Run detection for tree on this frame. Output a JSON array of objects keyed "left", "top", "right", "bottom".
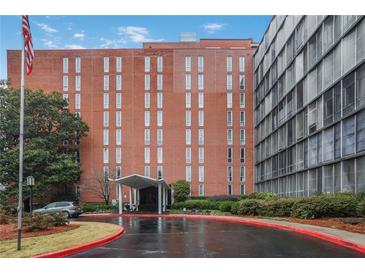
[
  {"left": 80, "top": 168, "right": 114, "bottom": 205},
  {"left": 0, "top": 87, "right": 89, "bottom": 206},
  {"left": 173, "top": 180, "right": 190, "bottom": 202}
]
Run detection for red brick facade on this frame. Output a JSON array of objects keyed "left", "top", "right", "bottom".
[{"left": 7, "top": 39, "right": 256, "bottom": 202}]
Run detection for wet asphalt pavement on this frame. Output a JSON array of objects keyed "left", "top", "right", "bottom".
[{"left": 69, "top": 217, "right": 365, "bottom": 258}]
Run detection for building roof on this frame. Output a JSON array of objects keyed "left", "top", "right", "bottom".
[{"left": 111, "top": 174, "right": 170, "bottom": 190}]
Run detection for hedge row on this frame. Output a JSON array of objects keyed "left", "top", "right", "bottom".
[
  {"left": 81, "top": 203, "right": 118, "bottom": 213},
  {"left": 173, "top": 193, "right": 365, "bottom": 219}
]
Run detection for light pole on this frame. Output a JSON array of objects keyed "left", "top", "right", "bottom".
[{"left": 26, "top": 176, "right": 35, "bottom": 214}]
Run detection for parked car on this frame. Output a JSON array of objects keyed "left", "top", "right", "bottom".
[{"left": 33, "top": 201, "right": 82, "bottom": 218}]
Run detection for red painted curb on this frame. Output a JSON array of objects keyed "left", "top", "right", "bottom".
[
  {"left": 80, "top": 213, "right": 365, "bottom": 254},
  {"left": 32, "top": 224, "right": 125, "bottom": 258}
]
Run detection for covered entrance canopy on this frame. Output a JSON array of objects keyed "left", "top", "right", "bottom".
[{"left": 111, "top": 174, "right": 171, "bottom": 214}]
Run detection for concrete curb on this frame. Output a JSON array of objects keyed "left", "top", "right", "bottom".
[
  {"left": 32, "top": 224, "right": 125, "bottom": 258},
  {"left": 80, "top": 213, "right": 365, "bottom": 254}
]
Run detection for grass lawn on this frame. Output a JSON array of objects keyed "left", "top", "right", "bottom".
[{"left": 0, "top": 221, "right": 120, "bottom": 258}]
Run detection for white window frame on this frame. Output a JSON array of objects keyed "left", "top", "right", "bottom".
[
  {"left": 239, "top": 74, "right": 245, "bottom": 90},
  {"left": 198, "top": 74, "right": 204, "bottom": 90},
  {"left": 157, "top": 92, "right": 163, "bottom": 109},
  {"left": 116, "top": 147, "right": 122, "bottom": 164},
  {"left": 185, "top": 56, "right": 191, "bottom": 72},
  {"left": 227, "top": 129, "right": 233, "bottom": 145},
  {"left": 199, "top": 147, "right": 204, "bottom": 164},
  {"left": 103, "top": 93, "right": 109, "bottom": 109},
  {"left": 227, "top": 56, "right": 233, "bottom": 72},
  {"left": 240, "top": 165, "right": 245, "bottom": 182},
  {"left": 186, "top": 129, "right": 191, "bottom": 145},
  {"left": 240, "top": 129, "right": 245, "bottom": 145},
  {"left": 116, "top": 57, "right": 122, "bottom": 73},
  {"left": 186, "top": 147, "right": 191, "bottom": 164},
  {"left": 239, "top": 56, "right": 245, "bottom": 72},
  {"left": 198, "top": 92, "right": 204, "bottom": 108},
  {"left": 157, "top": 111, "right": 163, "bottom": 127},
  {"left": 227, "top": 92, "right": 233, "bottom": 108},
  {"left": 103, "top": 57, "right": 109, "bottom": 73},
  {"left": 103, "top": 111, "right": 109, "bottom": 127},
  {"left": 145, "top": 74, "right": 150, "bottom": 91},
  {"left": 63, "top": 94, "right": 68, "bottom": 102},
  {"left": 144, "top": 166, "right": 150, "bottom": 177},
  {"left": 198, "top": 110, "right": 204, "bottom": 127},
  {"left": 157, "top": 129, "right": 163, "bottom": 145},
  {"left": 240, "top": 111, "right": 245, "bottom": 127},
  {"left": 157, "top": 74, "right": 163, "bottom": 90},
  {"left": 144, "top": 129, "right": 150, "bottom": 145},
  {"left": 75, "top": 57, "right": 81, "bottom": 73},
  {"left": 227, "top": 166, "right": 233, "bottom": 182},
  {"left": 145, "top": 92, "right": 150, "bottom": 109},
  {"left": 144, "top": 147, "right": 150, "bottom": 164},
  {"left": 198, "top": 184, "right": 204, "bottom": 196},
  {"left": 75, "top": 75, "right": 81, "bottom": 91},
  {"left": 227, "top": 111, "right": 232, "bottom": 126},
  {"left": 198, "top": 56, "right": 204, "bottom": 73},
  {"left": 227, "top": 74, "right": 233, "bottom": 90},
  {"left": 63, "top": 75, "right": 68, "bottom": 91},
  {"left": 186, "top": 110, "right": 191, "bottom": 127},
  {"left": 63, "top": 58, "right": 68, "bottom": 73},
  {"left": 116, "top": 75, "right": 122, "bottom": 91},
  {"left": 75, "top": 93, "right": 81, "bottom": 109},
  {"left": 186, "top": 92, "right": 191, "bottom": 108},
  {"left": 157, "top": 56, "right": 163, "bottom": 72},
  {"left": 116, "top": 93, "right": 122, "bottom": 109},
  {"left": 103, "top": 147, "right": 109, "bottom": 164},
  {"left": 103, "top": 129, "right": 109, "bottom": 146},
  {"left": 240, "top": 92, "right": 245, "bottom": 108},
  {"left": 198, "top": 166, "right": 204, "bottom": 182},
  {"left": 145, "top": 56, "right": 150, "bottom": 72},
  {"left": 116, "top": 129, "right": 122, "bottom": 145},
  {"left": 186, "top": 166, "right": 192, "bottom": 182},
  {"left": 185, "top": 74, "right": 191, "bottom": 90},
  {"left": 103, "top": 75, "right": 109, "bottom": 91},
  {"left": 145, "top": 111, "right": 150, "bottom": 127},
  {"left": 198, "top": 129, "right": 204, "bottom": 145},
  {"left": 115, "top": 166, "right": 122, "bottom": 179},
  {"left": 116, "top": 111, "right": 122, "bottom": 127},
  {"left": 157, "top": 147, "right": 163, "bottom": 164}
]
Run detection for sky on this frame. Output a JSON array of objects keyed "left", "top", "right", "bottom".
[{"left": 0, "top": 15, "right": 272, "bottom": 80}]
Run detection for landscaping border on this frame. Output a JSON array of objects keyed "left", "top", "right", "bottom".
[
  {"left": 80, "top": 213, "right": 365, "bottom": 254},
  {"left": 31, "top": 224, "right": 125, "bottom": 258}
]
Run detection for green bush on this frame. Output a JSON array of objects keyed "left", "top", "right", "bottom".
[
  {"left": 261, "top": 199, "right": 296, "bottom": 217},
  {"left": 356, "top": 191, "right": 365, "bottom": 201},
  {"left": 23, "top": 213, "right": 54, "bottom": 232},
  {"left": 51, "top": 212, "right": 70, "bottom": 226},
  {"left": 245, "top": 192, "right": 277, "bottom": 200},
  {"left": 357, "top": 200, "right": 365, "bottom": 216},
  {"left": 217, "top": 201, "right": 237, "bottom": 212},
  {"left": 171, "top": 200, "right": 219, "bottom": 210},
  {"left": 291, "top": 194, "right": 358, "bottom": 219},
  {"left": 81, "top": 203, "right": 118, "bottom": 213},
  {"left": 173, "top": 180, "right": 191, "bottom": 202},
  {"left": 236, "top": 199, "right": 265, "bottom": 216},
  {"left": 230, "top": 202, "right": 239, "bottom": 215},
  {"left": 0, "top": 210, "right": 9, "bottom": 224}
]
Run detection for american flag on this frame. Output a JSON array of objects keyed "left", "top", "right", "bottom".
[{"left": 22, "top": 15, "right": 34, "bottom": 75}]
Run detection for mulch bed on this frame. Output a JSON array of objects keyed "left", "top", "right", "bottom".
[{"left": 0, "top": 224, "right": 80, "bottom": 241}]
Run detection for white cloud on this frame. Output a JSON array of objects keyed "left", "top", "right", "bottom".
[
  {"left": 65, "top": 44, "right": 85, "bottom": 49},
  {"left": 117, "top": 26, "right": 163, "bottom": 43},
  {"left": 203, "top": 23, "right": 225, "bottom": 33},
  {"left": 42, "top": 38, "right": 58, "bottom": 49},
  {"left": 99, "top": 37, "right": 126, "bottom": 49},
  {"left": 35, "top": 22, "right": 58, "bottom": 33},
  {"left": 73, "top": 31, "right": 85, "bottom": 40}
]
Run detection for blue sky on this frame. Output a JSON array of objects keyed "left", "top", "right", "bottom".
[{"left": 0, "top": 15, "right": 271, "bottom": 80}]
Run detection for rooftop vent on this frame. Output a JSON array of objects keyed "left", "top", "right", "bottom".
[{"left": 180, "top": 32, "right": 196, "bottom": 42}]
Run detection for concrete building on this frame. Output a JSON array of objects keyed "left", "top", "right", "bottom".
[
  {"left": 253, "top": 16, "right": 365, "bottom": 196},
  {"left": 7, "top": 38, "right": 256, "bottom": 203}
]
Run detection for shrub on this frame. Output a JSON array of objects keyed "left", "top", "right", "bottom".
[
  {"left": 245, "top": 192, "right": 277, "bottom": 201},
  {"left": 357, "top": 200, "right": 365, "bottom": 217},
  {"left": 356, "top": 191, "right": 365, "bottom": 202},
  {"left": 171, "top": 200, "right": 218, "bottom": 210},
  {"left": 173, "top": 180, "right": 191, "bottom": 202},
  {"left": 0, "top": 210, "right": 9, "bottom": 224},
  {"left": 51, "top": 212, "right": 69, "bottom": 226},
  {"left": 218, "top": 201, "right": 237, "bottom": 212},
  {"left": 23, "top": 213, "right": 55, "bottom": 232},
  {"left": 236, "top": 199, "right": 265, "bottom": 216},
  {"left": 291, "top": 194, "right": 358, "bottom": 219},
  {"left": 81, "top": 203, "right": 118, "bottom": 213},
  {"left": 208, "top": 195, "right": 241, "bottom": 201},
  {"left": 230, "top": 202, "right": 239, "bottom": 215},
  {"left": 261, "top": 199, "right": 296, "bottom": 217}
]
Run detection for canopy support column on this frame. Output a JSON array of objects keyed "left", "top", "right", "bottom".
[
  {"left": 162, "top": 185, "right": 166, "bottom": 212},
  {"left": 118, "top": 183, "right": 123, "bottom": 215},
  {"left": 158, "top": 182, "right": 162, "bottom": 214}
]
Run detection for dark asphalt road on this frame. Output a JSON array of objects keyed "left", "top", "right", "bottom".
[{"left": 70, "top": 217, "right": 365, "bottom": 258}]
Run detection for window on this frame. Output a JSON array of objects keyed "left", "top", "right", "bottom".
[
  {"left": 240, "top": 92, "right": 245, "bottom": 108},
  {"left": 295, "top": 51, "right": 304, "bottom": 81},
  {"left": 115, "top": 166, "right": 122, "bottom": 179},
  {"left": 116, "top": 93, "right": 122, "bottom": 109},
  {"left": 145, "top": 74, "right": 150, "bottom": 90},
  {"left": 144, "top": 92, "right": 150, "bottom": 108},
  {"left": 103, "top": 111, "right": 109, "bottom": 127},
  {"left": 103, "top": 148, "right": 109, "bottom": 164},
  {"left": 227, "top": 92, "right": 232, "bottom": 108},
  {"left": 63, "top": 58, "right": 68, "bottom": 73},
  {"left": 240, "top": 166, "right": 245, "bottom": 182},
  {"left": 343, "top": 159, "right": 355, "bottom": 192},
  {"left": 357, "top": 63, "right": 365, "bottom": 108},
  {"left": 157, "top": 111, "right": 163, "bottom": 127},
  {"left": 186, "top": 147, "right": 191, "bottom": 164},
  {"left": 116, "top": 75, "right": 122, "bottom": 91},
  {"left": 227, "top": 147, "right": 232, "bottom": 163},
  {"left": 296, "top": 110, "right": 304, "bottom": 140},
  {"left": 157, "top": 56, "right": 163, "bottom": 72},
  {"left": 157, "top": 93, "right": 163, "bottom": 109},
  {"left": 186, "top": 129, "right": 191, "bottom": 145},
  {"left": 116, "top": 57, "right": 122, "bottom": 73},
  {"left": 116, "top": 129, "right": 122, "bottom": 145},
  {"left": 227, "top": 74, "right": 233, "bottom": 90},
  {"left": 323, "top": 16, "right": 334, "bottom": 52},
  {"left": 198, "top": 74, "right": 204, "bottom": 90},
  {"left": 185, "top": 74, "right": 191, "bottom": 90},
  {"left": 63, "top": 76, "right": 68, "bottom": 91},
  {"left": 198, "top": 111, "right": 204, "bottom": 127},
  {"left": 116, "top": 147, "right": 122, "bottom": 164},
  {"left": 334, "top": 123, "right": 341, "bottom": 159},
  {"left": 75, "top": 76, "right": 81, "bottom": 91},
  {"left": 103, "top": 75, "right": 109, "bottom": 91},
  {"left": 198, "top": 184, "right": 204, "bottom": 196},
  {"left": 198, "top": 166, "right": 204, "bottom": 182},
  {"left": 323, "top": 88, "right": 334, "bottom": 126},
  {"left": 239, "top": 56, "right": 245, "bottom": 72},
  {"left": 103, "top": 93, "right": 109, "bottom": 109},
  {"left": 75, "top": 94, "right": 81, "bottom": 109},
  {"left": 227, "top": 129, "right": 233, "bottom": 145},
  {"left": 357, "top": 18, "right": 365, "bottom": 62},
  {"left": 308, "top": 134, "right": 318, "bottom": 167},
  {"left": 157, "top": 165, "right": 163, "bottom": 179},
  {"left": 198, "top": 56, "right": 204, "bottom": 73},
  {"left": 103, "top": 129, "right": 109, "bottom": 145},
  {"left": 240, "top": 75, "right": 245, "bottom": 90},
  {"left": 144, "top": 129, "right": 150, "bottom": 145},
  {"left": 286, "top": 63, "right": 295, "bottom": 90},
  {"left": 356, "top": 110, "right": 365, "bottom": 153},
  {"left": 186, "top": 92, "right": 191, "bottom": 108},
  {"left": 157, "top": 129, "right": 163, "bottom": 145},
  {"left": 240, "top": 148, "right": 245, "bottom": 162},
  {"left": 343, "top": 72, "right": 355, "bottom": 115},
  {"left": 308, "top": 102, "right": 317, "bottom": 133},
  {"left": 199, "top": 147, "right": 204, "bottom": 163},
  {"left": 296, "top": 142, "right": 304, "bottom": 170},
  {"left": 323, "top": 165, "right": 334, "bottom": 194},
  {"left": 323, "top": 51, "right": 334, "bottom": 89},
  {"left": 144, "top": 56, "right": 150, "bottom": 72},
  {"left": 287, "top": 34, "right": 295, "bottom": 63},
  {"left": 342, "top": 116, "right": 355, "bottom": 156},
  {"left": 323, "top": 127, "right": 334, "bottom": 162},
  {"left": 240, "top": 129, "right": 245, "bottom": 145},
  {"left": 157, "top": 147, "right": 163, "bottom": 164},
  {"left": 116, "top": 111, "right": 122, "bottom": 127},
  {"left": 186, "top": 166, "right": 192, "bottom": 182},
  {"left": 308, "top": 36, "right": 317, "bottom": 68},
  {"left": 334, "top": 83, "right": 342, "bottom": 121},
  {"left": 157, "top": 74, "right": 163, "bottom": 90},
  {"left": 144, "top": 147, "right": 150, "bottom": 163},
  {"left": 226, "top": 56, "right": 232, "bottom": 72},
  {"left": 75, "top": 57, "right": 81, "bottom": 73},
  {"left": 343, "top": 15, "right": 356, "bottom": 31},
  {"left": 186, "top": 110, "right": 191, "bottom": 126},
  {"left": 342, "top": 30, "right": 356, "bottom": 73},
  {"left": 198, "top": 129, "right": 204, "bottom": 145},
  {"left": 227, "top": 111, "right": 232, "bottom": 126},
  {"left": 357, "top": 156, "right": 365, "bottom": 193},
  {"left": 198, "top": 92, "right": 204, "bottom": 108},
  {"left": 185, "top": 56, "right": 191, "bottom": 72},
  {"left": 103, "top": 57, "right": 109, "bottom": 73},
  {"left": 227, "top": 166, "right": 233, "bottom": 182},
  {"left": 145, "top": 111, "right": 150, "bottom": 127},
  {"left": 144, "top": 166, "right": 150, "bottom": 177}
]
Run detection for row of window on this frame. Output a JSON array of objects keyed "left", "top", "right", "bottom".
[
  {"left": 185, "top": 56, "right": 245, "bottom": 73},
  {"left": 103, "top": 93, "right": 122, "bottom": 109},
  {"left": 102, "top": 111, "right": 122, "bottom": 127},
  {"left": 63, "top": 57, "right": 81, "bottom": 74},
  {"left": 103, "top": 147, "right": 122, "bottom": 164}
]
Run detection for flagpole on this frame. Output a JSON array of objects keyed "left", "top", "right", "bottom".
[{"left": 17, "top": 21, "right": 25, "bottom": 251}]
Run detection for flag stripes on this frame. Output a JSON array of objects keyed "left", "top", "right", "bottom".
[{"left": 22, "top": 15, "right": 34, "bottom": 75}]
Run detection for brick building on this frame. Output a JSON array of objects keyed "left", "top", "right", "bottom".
[{"left": 7, "top": 38, "right": 256, "bottom": 203}]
